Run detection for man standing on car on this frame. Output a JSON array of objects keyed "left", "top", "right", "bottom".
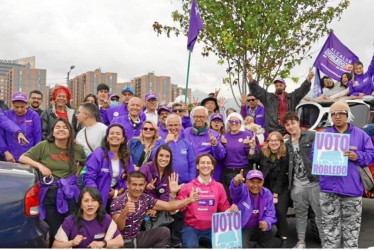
[
  {"left": 248, "top": 71, "right": 314, "bottom": 134},
  {"left": 316, "top": 101, "right": 374, "bottom": 248},
  {"left": 283, "top": 112, "right": 324, "bottom": 248}
]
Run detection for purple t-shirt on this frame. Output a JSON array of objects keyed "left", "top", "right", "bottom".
[
  {"left": 110, "top": 192, "right": 157, "bottom": 239},
  {"left": 244, "top": 195, "right": 260, "bottom": 229},
  {"left": 223, "top": 130, "right": 253, "bottom": 168},
  {"left": 59, "top": 214, "right": 120, "bottom": 248}
]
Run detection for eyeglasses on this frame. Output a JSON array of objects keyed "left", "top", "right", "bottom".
[
  {"left": 331, "top": 111, "right": 348, "bottom": 117},
  {"left": 142, "top": 127, "right": 155, "bottom": 131},
  {"left": 247, "top": 99, "right": 256, "bottom": 102},
  {"left": 173, "top": 109, "right": 185, "bottom": 113},
  {"left": 228, "top": 120, "right": 241, "bottom": 125}
]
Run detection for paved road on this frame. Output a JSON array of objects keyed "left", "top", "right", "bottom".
[{"left": 285, "top": 198, "right": 374, "bottom": 248}]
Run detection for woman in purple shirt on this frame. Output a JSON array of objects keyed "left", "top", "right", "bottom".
[
  {"left": 348, "top": 54, "right": 374, "bottom": 99},
  {"left": 53, "top": 187, "right": 123, "bottom": 248},
  {"left": 84, "top": 123, "right": 134, "bottom": 210},
  {"left": 220, "top": 112, "right": 258, "bottom": 201}
]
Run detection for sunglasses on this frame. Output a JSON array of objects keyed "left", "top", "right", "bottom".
[
  {"left": 228, "top": 120, "right": 241, "bottom": 125},
  {"left": 143, "top": 127, "right": 155, "bottom": 131},
  {"left": 173, "top": 109, "right": 185, "bottom": 113},
  {"left": 331, "top": 111, "right": 348, "bottom": 117},
  {"left": 247, "top": 99, "right": 256, "bottom": 102}
]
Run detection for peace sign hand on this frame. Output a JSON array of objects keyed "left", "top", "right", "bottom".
[
  {"left": 209, "top": 130, "right": 217, "bottom": 146},
  {"left": 243, "top": 136, "right": 251, "bottom": 147},
  {"left": 146, "top": 178, "right": 157, "bottom": 191}
]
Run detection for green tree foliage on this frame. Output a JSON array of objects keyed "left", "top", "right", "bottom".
[{"left": 153, "top": 0, "right": 349, "bottom": 106}]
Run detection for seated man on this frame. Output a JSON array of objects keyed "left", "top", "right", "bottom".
[
  {"left": 110, "top": 171, "right": 199, "bottom": 248},
  {"left": 230, "top": 170, "right": 281, "bottom": 248}
]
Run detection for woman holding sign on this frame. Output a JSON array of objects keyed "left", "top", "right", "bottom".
[
  {"left": 317, "top": 101, "right": 374, "bottom": 248},
  {"left": 221, "top": 112, "right": 259, "bottom": 201},
  {"left": 176, "top": 154, "right": 238, "bottom": 248},
  {"left": 248, "top": 131, "right": 289, "bottom": 245}
]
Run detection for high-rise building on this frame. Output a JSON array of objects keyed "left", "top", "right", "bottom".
[
  {"left": 1, "top": 57, "right": 47, "bottom": 109},
  {"left": 123, "top": 72, "right": 191, "bottom": 103},
  {"left": 69, "top": 68, "right": 117, "bottom": 107}
]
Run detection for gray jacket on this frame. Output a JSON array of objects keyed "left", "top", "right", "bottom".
[
  {"left": 285, "top": 129, "right": 319, "bottom": 190},
  {"left": 249, "top": 80, "right": 311, "bottom": 133}
]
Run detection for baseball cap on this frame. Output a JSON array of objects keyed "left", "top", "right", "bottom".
[
  {"left": 157, "top": 105, "right": 172, "bottom": 115},
  {"left": 109, "top": 93, "right": 120, "bottom": 100},
  {"left": 273, "top": 78, "right": 286, "bottom": 85},
  {"left": 121, "top": 86, "right": 134, "bottom": 95},
  {"left": 145, "top": 93, "right": 158, "bottom": 101},
  {"left": 12, "top": 91, "right": 28, "bottom": 103},
  {"left": 210, "top": 113, "right": 223, "bottom": 122},
  {"left": 246, "top": 170, "right": 264, "bottom": 180}
]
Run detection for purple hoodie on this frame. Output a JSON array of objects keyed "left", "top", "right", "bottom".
[
  {"left": 229, "top": 179, "right": 277, "bottom": 230},
  {"left": 183, "top": 127, "right": 226, "bottom": 161},
  {"left": 240, "top": 105, "right": 265, "bottom": 129},
  {"left": 111, "top": 115, "right": 145, "bottom": 141},
  {"left": 102, "top": 102, "right": 128, "bottom": 125},
  {"left": 1, "top": 108, "right": 42, "bottom": 161},
  {"left": 84, "top": 148, "right": 134, "bottom": 207},
  {"left": 0, "top": 109, "right": 22, "bottom": 135},
  {"left": 315, "top": 124, "right": 374, "bottom": 197},
  {"left": 349, "top": 54, "right": 374, "bottom": 96},
  {"left": 139, "top": 161, "right": 171, "bottom": 201}
]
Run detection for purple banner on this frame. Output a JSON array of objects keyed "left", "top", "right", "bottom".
[
  {"left": 314, "top": 32, "right": 359, "bottom": 80},
  {"left": 187, "top": 0, "right": 203, "bottom": 52}
]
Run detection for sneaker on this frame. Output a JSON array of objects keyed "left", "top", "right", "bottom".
[{"left": 293, "top": 242, "right": 306, "bottom": 249}]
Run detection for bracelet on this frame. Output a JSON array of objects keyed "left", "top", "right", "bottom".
[
  {"left": 113, "top": 189, "right": 118, "bottom": 199},
  {"left": 102, "top": 239, "right": 107, "bottom": 248}
]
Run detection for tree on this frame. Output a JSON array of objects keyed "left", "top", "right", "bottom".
[{"left": 153, "top": 0, "right": 349, "bottom": 107}]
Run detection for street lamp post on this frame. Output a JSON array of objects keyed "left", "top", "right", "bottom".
[{"left": 66, "top": 65, "right": 75, "bottom": 84}]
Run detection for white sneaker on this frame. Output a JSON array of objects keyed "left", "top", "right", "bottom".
[{"left": 293, "top": 242, "right": 306, "bottom": 248}]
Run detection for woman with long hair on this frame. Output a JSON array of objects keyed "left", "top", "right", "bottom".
[
  {"left": 129, "top": 121, "right": 160, "bottom": 169},
  {"left": 53, "top": 187, "right": 124, "bottom": 248},
  {"left": 84, "top": 123, "right": 134, "bottom": 210},
  {"left": 248, "top": 131, "right": 289, "bottom": 245},
  {"left": 348, "top": 55, "right": 374, "bottom": 99},
  {"left": 19, "top": 118, "right": 86, "bottom": 245},
  {"left": 329, "top": 72, "right": 353, "bottom": 100}
]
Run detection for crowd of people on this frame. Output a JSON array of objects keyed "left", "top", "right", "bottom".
[{"left": 0, "top": 62, "right": 374, "bottom": 248}]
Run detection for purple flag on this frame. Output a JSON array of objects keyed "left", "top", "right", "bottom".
[
  {"left": 187, "top": 0, "right": 203, "bottom": 52},
  {"left": 313, "top": 32, "right": 359, "bottom": 96}
]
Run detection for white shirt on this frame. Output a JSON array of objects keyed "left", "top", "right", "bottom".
[
  {"left": 76, "top": 122, "right": 107, "bottom": 156},
  {"left": 144, "top": 110, "right": 158, "bottom": 124},
  {"left": 111, "top": 158, "right": 120, "bottom": 187}
]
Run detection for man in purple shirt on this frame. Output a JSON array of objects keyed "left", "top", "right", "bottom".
[
  {"left": 240, "top": 93, "right": 265, "bottom": 129},
  {"left": 110, "top": 171, "right": 199, "bottom": 248},
  {"left": 111, "top": 97, "right": 145, "bottom": 140},
  {"left": 103, "top": 86, "right": 135, "bottom": 125},
  {"left": 1, "top": 91, "right": 41, "bottom": 162}
]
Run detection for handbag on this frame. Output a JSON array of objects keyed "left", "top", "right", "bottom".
[
  {"left": 357, "top": 166, "right": 374, "bottom": 192},
  {"left": 142, "top": 211, "right": 174, "bottom": 231}
]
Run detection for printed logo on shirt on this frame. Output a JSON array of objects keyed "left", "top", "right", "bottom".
[
  {"left": 198, "top": 199, "right": 215, "bottom": 206},
  {"left": 94, "top": 233, "right": 105, "bottom": 239},
  {"left": 201, "top": 142, "right": 211, "bottom": 146},
  {"left": 101, "top": 168, "right": 110, "bottom": 173},
  {"left": 113, "top": 111, "right": 119, "bottom": 117},
  {"left": 181, "top": 149, "right": 187, "bottom": 155},
  {"left": 364, "top": 77, "right": 369, "bottom": 82},
  {"left": 252, "top": 209, "right": 259, "bottom": 214},
  {"left": 242, "top": 201, "right": 251, "bottom": 210},
  {"left": 238, "top": 138, "right": 243, "bottom": 143},
  {"left": 257, "top": 114, "right": 264, "bottom": 117},
  {"left": 349, "top": 146, "right": 358, "bottom": 151},
  {"left": 51, "top": 151, "right": 70, "bottom": 161},
  {"left": 25, "top": 120, "right": 33, "bottom": 124}
]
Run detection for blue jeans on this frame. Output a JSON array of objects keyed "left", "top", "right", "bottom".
[{"left": 181, "top": 225, "right": 211, "bottom": 248}]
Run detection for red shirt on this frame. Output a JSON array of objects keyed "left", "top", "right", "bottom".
[{"left": 56, "top": 110, "right": 68, "bottom": 120}]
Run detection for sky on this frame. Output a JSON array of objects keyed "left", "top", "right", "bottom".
[{"left": 0, "top": 0, "right": 373, "bottom": 99}]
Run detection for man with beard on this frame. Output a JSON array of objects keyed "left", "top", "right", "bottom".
[
  {"left": 29, "top": 90, "right": 44, "bottom": 116},
  {"left": 248, "top": 71, "right": 314, "bottom": 134}
]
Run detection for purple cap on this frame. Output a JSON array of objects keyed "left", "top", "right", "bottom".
[
  {"left": 121, "top": 86, "right": 134, "bottom": 95},
  {"left": 12, "top": 91, "right": 28, "bottom": 103},
  {"left": 246, "top": 170, "right": 264, "bottom": 180},
  {"left": 273, "top": 78, "right": 286, "bottom": 85},
  {"left": 210, "top": 113, "right": 223, "bottom": 122},
  {"left": 109, "top": 93, "right": 120, "bottom": 100},
  {"left": 157, "top": 105, "right": 172, "bottom": 115},
  {"left": 145, "top": 92, "right": 158, "bottom": 101}
]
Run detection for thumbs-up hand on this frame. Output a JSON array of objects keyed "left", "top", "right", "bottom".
[
  {"left": 243, "top": 136, "right": 251, "bottom": 147},
  {"left": 209, "top": 131, "right": 217, "bottom": 146},
  {"left": 189, "top": 187, "right": 199, "bottom": 203},
  {"left": 221, "top": 135, "right": 227, "bottom": 144},
  {"left": 123, "top": 201, "right": 136, "bottom": 215},
  {"left": 146, "top": 178, "right": 157, "bottom": 191},
  {"left": 234, "top": 169, "right": 245, "bottom": 186},
  {"left": 165, "top": 132, "right": 175, "bottom": 143}
]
